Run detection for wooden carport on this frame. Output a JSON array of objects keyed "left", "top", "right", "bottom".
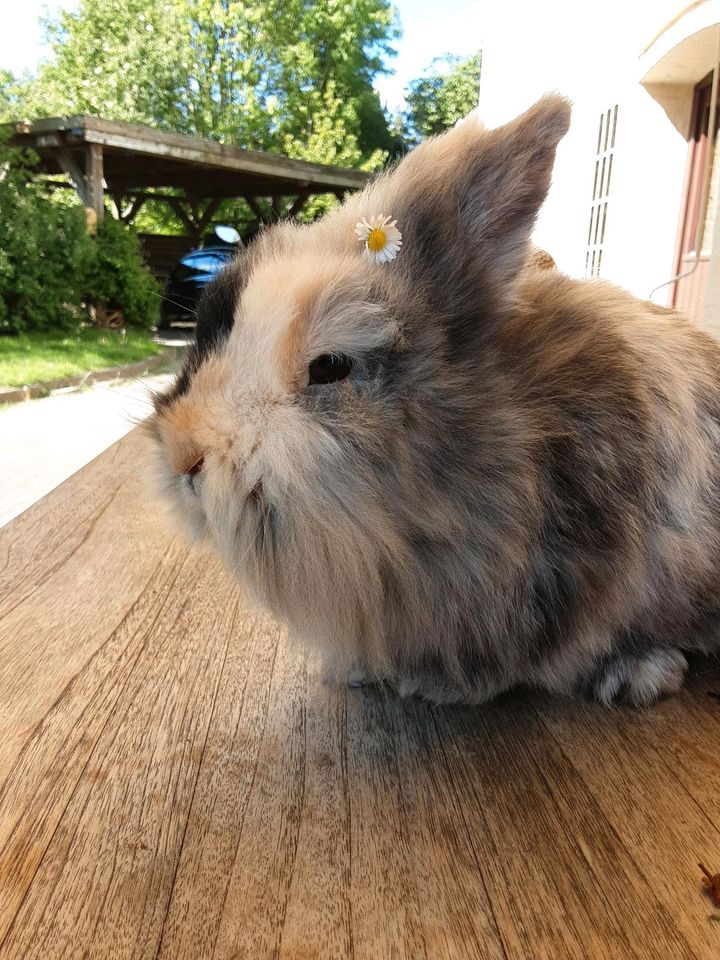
[{"left": 10, "top": 115, "right": 369, "bottom": 242}]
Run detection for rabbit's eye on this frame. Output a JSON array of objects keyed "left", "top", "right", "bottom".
[
  {"left": 184, "top": 456, "right": 204, "bottom": 494},
  {"left": 308, "top": 354, "right": 353, "bottom": 385}
]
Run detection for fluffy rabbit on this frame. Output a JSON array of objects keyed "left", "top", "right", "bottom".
[{"left": 149, "top": 94, "right": 720, "bottom": 706}]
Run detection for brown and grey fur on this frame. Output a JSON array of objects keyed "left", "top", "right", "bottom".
[{"left": 148, "top": 95, "right": 720, "bottom": 707}]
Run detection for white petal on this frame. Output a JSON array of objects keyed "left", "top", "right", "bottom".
[{"left": 354, "top": 214, "right": 401, "bottom": 260}]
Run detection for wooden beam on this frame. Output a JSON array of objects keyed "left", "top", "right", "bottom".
[
  {"left": 55, "top": 149, "right": 88, "bottom": 206},
  {"left": 186, "top": 196, "right": 201, "bottom": 224},
  {"left": 165, "top": 196, "right": 204, "bottom": 242},
  {"left": 243, "top": 195, "right": 271, "bottom": 224},
  {"left": 14, "top": 117, "right": 369, "bottom": 197},
  {"left": 109, "top": 192, "right": 124, "bottom": 220},
  {"left": 86, "top": 143, "right": 104, "bottom": 229},
  {"left": 78, "top": 118, "right": 368, "bottom": 191},
  {"left": 271, "top": 195, "right": 282, "bottom": 221},
  {"left": 22, "top": 116, "right": 366, "bottom": 189},
  {"left": 195, "top": 198, "right": 221, "bottom": 234},
  {"left": 121, "top": 195, "right": 146, "bottom": 224},
  {"left": 286, "top": 191, "right": 310, "bottom": 220}
]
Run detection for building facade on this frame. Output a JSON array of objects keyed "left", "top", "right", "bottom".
[{"left": 479, "top": 0, "right": 720, "bottom": 334}]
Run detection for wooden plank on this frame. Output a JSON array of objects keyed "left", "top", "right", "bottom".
[
  {"left": 85, "top": 142, "right": 104, "bottom": 225},
  {"left": 286, "top": 191, "right": 310, "bottom": 220},
  {"left": 17, "top": 116, "right": 367, "bottom": 190},
  {"left": 54, "top": 148, "right": 88, "bottom": 206},
  {"left": 344, "top": 693, "right": 507, "bottom": 960},
  {"left": 15, "top": 120, "right": 368, "bottom": 201},
  {"left": 0, "top": 550, "right": 241, "bottom": 959},
  {"left": 536, "top": 686, "right": 720, "bottom": 958},
  {"left": 432, "top": 703, "right": 706, "bottom": 960},
  {"left": 196, "top": 197, "right": 221, "bottom": 233},
  {"left": 153, "top": 612, "right": 287, "bottom": 959},
  {"left": 1, "top": 429, "right": 720, "bottom": 959},
  {"left": 78, "top": 117, "right": 368, "bottom": 189},
  {"left": 121, "top": 195, "right": 146, "bottom": 224},
  {"left": 166, "top": 197, "right": 200, "bottom": 241},
  {"left": 244, "top": 194, "right": 271, "bottom": 224},
  {"left": 0, "top": 436, "right": 135, "bottom": 619}
]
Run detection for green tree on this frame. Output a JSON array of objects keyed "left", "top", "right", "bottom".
[
  {"left": 403, "top": 51, "right": 482, "bottom": 145},
  {"left": 18, "top": 0, "right": 399, "bottom": 168},
  {"left": 0, "top": 70, "right": 27, "bottom": 123},
  {"left": 18, "top": 0, "right": 191, "bottom": 131}
]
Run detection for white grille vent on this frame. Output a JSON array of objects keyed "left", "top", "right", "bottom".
[{"left": 586, "top": 104, "right": 618, "bottom": 278}]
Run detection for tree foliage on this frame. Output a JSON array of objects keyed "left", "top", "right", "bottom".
[
  {"left": 13, "top": 0, "right": 399, "bottom": 170},
  {"left": 0, "top": 70, "right": 22, "bottom": 123},
  {"left": 403, "top": 51, "right": 482, "bottom": 145}
]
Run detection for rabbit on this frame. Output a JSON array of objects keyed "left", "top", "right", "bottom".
[{"left": 148, "top": 94, "right": 720, "bottom": 707}]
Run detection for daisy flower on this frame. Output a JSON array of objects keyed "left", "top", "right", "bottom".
[{"left": 355, "top": 214, "right": 402, "bottom": 263}]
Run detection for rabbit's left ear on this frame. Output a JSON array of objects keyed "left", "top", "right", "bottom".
[{"left": 385, "top": 94, "right": 571, "bottom": 313}]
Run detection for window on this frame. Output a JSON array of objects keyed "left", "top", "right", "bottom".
[{"left": 585, "top": 105, "right": 618, "bottom": 278}]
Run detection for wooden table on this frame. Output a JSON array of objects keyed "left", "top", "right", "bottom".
[{"left": 1, "top": 429, "right": 720, "bottom": 959}]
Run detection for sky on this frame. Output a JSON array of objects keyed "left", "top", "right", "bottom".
[
  {"left": 0, "top": 1, "right": 75, "bottom": 76},
  {"left": 375, "top": 0, "right": 484, "bottom": 111},
  {"left": 0, "top": 0, "right": 483, "bottom": 113}
]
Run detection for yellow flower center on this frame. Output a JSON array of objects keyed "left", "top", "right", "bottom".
[{"left": 367, "top": 227, "right": 387, "bottom": 253}]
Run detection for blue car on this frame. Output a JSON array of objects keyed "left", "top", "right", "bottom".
[{"left": 161, "top": 226, "right": 242, "bottom": 325}]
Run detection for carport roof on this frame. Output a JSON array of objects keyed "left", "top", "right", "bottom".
[{"left": 11, "top": 114, "right": 369, "bottom": 199}]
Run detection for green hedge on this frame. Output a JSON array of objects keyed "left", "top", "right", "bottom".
[
  {"left": 0, "top": 143, "right": 159, "bottom": 334},
  {"left": 0, "top": 174, "right": 90, "bottom": 333},
  {"left": 83, "top": 217, "right": 160, "bottom": 330}
]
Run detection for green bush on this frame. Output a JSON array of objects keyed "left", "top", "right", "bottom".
[
  {"left": 0, "top": 147, "right": 92, "bottom": 334},
  {"left": 81, "top": 216, "right": 160, "bottom": 329},
  {"left": 0, "top": 141, "right": 159, "bottom": 333}
]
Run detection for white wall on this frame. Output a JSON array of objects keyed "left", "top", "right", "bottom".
[
  {"left": 600, "top": 85, "right": 687, "bottom": 301},
  {"left": 478, "top": 0, "right": 696, "bottom": 304}
]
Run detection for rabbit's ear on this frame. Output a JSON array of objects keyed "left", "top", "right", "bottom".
[{"left": 389, "top": 94, "right": 570, "bottom": 312}]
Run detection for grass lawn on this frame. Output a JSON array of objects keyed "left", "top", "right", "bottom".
[{"left": 0, "top": 329, "right": 165, "bottom": 388}]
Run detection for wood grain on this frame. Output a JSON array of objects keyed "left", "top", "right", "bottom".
[{"left": 1, "top": 428, "right": 719, "bottom": 959}]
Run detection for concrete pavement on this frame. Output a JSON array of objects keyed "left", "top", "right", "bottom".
[{"left": 0, "top": 374, "right": 173, "bottom": 527}]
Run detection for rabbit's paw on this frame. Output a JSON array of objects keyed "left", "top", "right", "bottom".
[
  {"left": 585, "top": 646, "right": 687, "bottom": 707},
  {"left": 394, "top": 674, "right": 502, "bottom": 705}
]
